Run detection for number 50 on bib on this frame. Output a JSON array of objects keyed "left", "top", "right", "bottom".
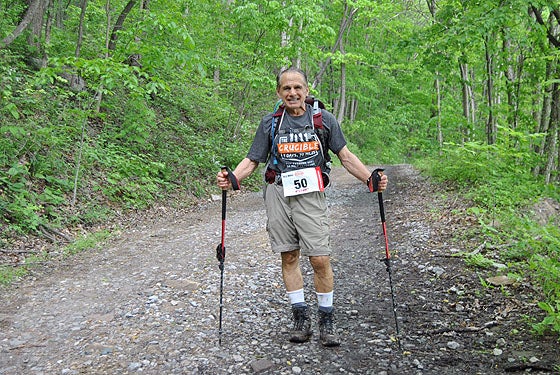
[{"left": 281, "top": 167, "right": 325, "bottom": 197}]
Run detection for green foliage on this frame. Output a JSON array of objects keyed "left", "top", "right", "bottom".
[
  {"left": 344, "top": 120, "right": 406, "bottom": 165},
  {"left": 533, "top": 301, "right": 560, "bottom": 337},
  {"left": 93, "top": 146, "right": 170, "bottom": 208},
  {"left": 418, "top": 137, "right": 560, "bottom": 337},
  {"left": 465, "top": 253, "right": 495, "bottom": 269},
  {"left": 421, "top": 136, "right": 543, "bottom": 210},
  {"left": 530, "top": 253, "right": 560, "bottom": 305},
  {"left": 0, "top": 264, "right": 28, "bottom": 285},
  {"left": 65, "top": 230, "right": 113, "bottom": 255}
]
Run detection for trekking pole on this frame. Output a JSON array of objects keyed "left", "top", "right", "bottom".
[
  {"left": 369, "top": 168, "right": 402, "bottom": 350},
  {"left": 216, "top": 166, "right": 240, "bottom": 346}
]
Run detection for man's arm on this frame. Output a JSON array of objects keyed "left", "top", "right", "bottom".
[{"left": 216, "top": 158, "right": 259, "bottom": 190}]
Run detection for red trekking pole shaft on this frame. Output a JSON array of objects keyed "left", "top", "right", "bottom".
[
  {"left": 216, "top": 166, "right": 240, "bottom": 346},
  {"left": 371, "top": 169, "right": 401, "bottom": 350},
  {"left": 377, "top": 192, "right": 390, "bottom": 260},
  {"left": 220, "top": 188, "right": 227, "bottom": 261},
  {"left": 217, "top": 187, "right": 226, "bottom": 346}
]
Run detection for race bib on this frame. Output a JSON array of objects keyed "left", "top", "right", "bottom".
[{"left": 281, "top": 167, "right": 324, "bottom": 197}]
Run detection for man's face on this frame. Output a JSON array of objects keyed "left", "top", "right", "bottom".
[{"left": 276, "top": 71, "right": 309, "bottom": 114}]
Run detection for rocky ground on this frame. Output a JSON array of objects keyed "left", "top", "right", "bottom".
[{"left": 0, "top": 164, "right": 559, "bottom": 375}]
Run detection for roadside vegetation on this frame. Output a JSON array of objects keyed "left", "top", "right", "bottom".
[{"left": 1, "top": 0, "right": 558, "bottom": 338}]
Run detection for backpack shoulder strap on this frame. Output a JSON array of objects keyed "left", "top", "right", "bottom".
[
  {"left": 270, "top": 100, "right": 283, "bottom": 165},
  {"left": 305, "top": 96, "right": 325, "bottom": 129}
]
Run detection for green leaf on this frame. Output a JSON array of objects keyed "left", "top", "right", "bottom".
[{"left": 3, "top": 103, "right": 20, "bottom": 119}]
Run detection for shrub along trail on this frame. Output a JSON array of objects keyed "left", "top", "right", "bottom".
[{"left": 0, "top": 165, "right": 558, "bottom": 374}]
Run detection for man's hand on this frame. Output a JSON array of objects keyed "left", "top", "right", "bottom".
[
  {"left": 216, "top": 169, "right": 232, "bottom": 190},
  {"left": 367, "top": 168, "right": 388, "bottom": 193},
  {"left": 216, "top": 166, "right": 240, "bottom": 191}
]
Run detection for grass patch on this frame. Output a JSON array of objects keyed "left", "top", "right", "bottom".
[
  {"left": 64, "top": 230, "right": 113, "bottom": 255},
  {"left": 0, "top": 229, "right": 114, "bottom": 286},
  {"left": 0, "top": 265, "right": 29, "bottom": 285}
]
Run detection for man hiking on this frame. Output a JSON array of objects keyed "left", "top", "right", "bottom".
[{"left": 216, "top": 67, "right": 388, "bottom": 347}]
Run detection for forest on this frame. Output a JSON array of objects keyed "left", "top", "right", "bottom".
[{"left": 1, "top": 0, "right": 559, "bottom": 337}]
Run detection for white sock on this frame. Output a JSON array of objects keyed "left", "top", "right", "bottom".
[
  {"left": 316, "top": 291, "right": 334, "bottom": 312},
  {"left": 287, "top": 288, "right": 305, "bottom": 305}
]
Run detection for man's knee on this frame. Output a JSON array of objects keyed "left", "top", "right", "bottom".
[
  {"left": 309, "top": 255, "right": 331, "bottom": 272},
  {"left": 281, "top": 249, "right": 300, "bottom": 266}
]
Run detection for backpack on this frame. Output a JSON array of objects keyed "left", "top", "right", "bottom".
[{"left": 269, "top": 96, "right": 331, "bottom": 167}]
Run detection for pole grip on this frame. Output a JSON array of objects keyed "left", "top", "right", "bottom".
[
  {"left": 221, "top": 165, "right": 240, "bottom": 191},
  {"left": 368, "top": 168, "right": 384, "bottom": 193}
]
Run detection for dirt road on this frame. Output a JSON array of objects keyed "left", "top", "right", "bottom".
[{"left": 1, "top": 165, "right": 558, "bottom": 374}]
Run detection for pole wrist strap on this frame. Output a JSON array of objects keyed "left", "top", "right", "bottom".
[
  {"left": 367, "top": 168, "right": 384, "bottom": 193},
  {"left": 222, "top": 165, "right": 240, "bottom": 191}
]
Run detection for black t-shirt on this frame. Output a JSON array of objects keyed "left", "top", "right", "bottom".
[{"left": 246, "top": 104, "right": 347, "bottom": 174}]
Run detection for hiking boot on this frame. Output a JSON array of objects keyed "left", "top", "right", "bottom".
[
  {"left": 289, "top": 306, "right": 312, "bottom": 343},
  {"left": 318, "top": 309, "right": 341, "bottom": 347}
]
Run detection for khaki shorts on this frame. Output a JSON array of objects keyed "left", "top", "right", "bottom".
[{"left": 263, "top": 183, "right": 331, "bottom": 256}]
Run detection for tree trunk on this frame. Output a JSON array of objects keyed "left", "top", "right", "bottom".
[
  {"left": 502, "top": 35, "right": 523, "bottom": 130},
  {"left": 427, "top": 0, "right": 443, "bottom": 151},
  {"left": 54, "top": 0, "right": 65, "bottom": 27},
  {"left": 0, "top": 0, "right": 45, "bottom": 49},
  {"left": 311, "top": 3, "right": 357, "bottom": 90},
  {"left": 95, "top": 0, "right": 112, "bottom": 113},
  {"left": 44, "top": 0, "right": 53, "bottom": 48},
  {"left": 484, "top": 35, "right": 497, "bottom": 145},
  {"left": 335, "top": 14, "right": 349, "bottom": 125},
  {"left": 337, "top": 62, "right": 347, "bottom": 124},
  {"left": 108, "top": 0, "right": 137, "bottom": 53},
  {"left": 435, "top": 72, "right": 443, "bottom": 152},
  {"left": 104, "top": 0, "right": 111, "bottom": 56},
  {"left": 529, "top": 3, "right": 559, "bottom": 178},
  {"left": 459, "top": 62, "right": 472, "bottom": 142},
  {"left": 531, "top": 8, "right": 559, "bottom": 176},
  {"left": 469, "top": 68, "right": 476, "bottom": 131},
  {"left": 530, "top": 5, "right": 560, "bottom": 49},
  {"left": 27, "top": 0, "right": 49, "bottom": 51},
  {"left": 543, "top": 81, "right": 559, "bottom": 183},
  {"left": 349, "top": 97, "right": 358, "bottom": 122},
  {"left": 76, "top": 0, "right": 88, "bottom": 57},
  {"left": 537, "top": 62, "right": 554, "bottom": 147},
  {"left": 426, "top": 0, "right": 436, "bottom": 18},
  {"left": 295, "top": 18, "right": 303, "bottom": 68}
]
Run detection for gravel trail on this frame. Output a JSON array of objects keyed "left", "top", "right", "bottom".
[{"left": 1, "top": 164, "right": 558, "bottom": 375}]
